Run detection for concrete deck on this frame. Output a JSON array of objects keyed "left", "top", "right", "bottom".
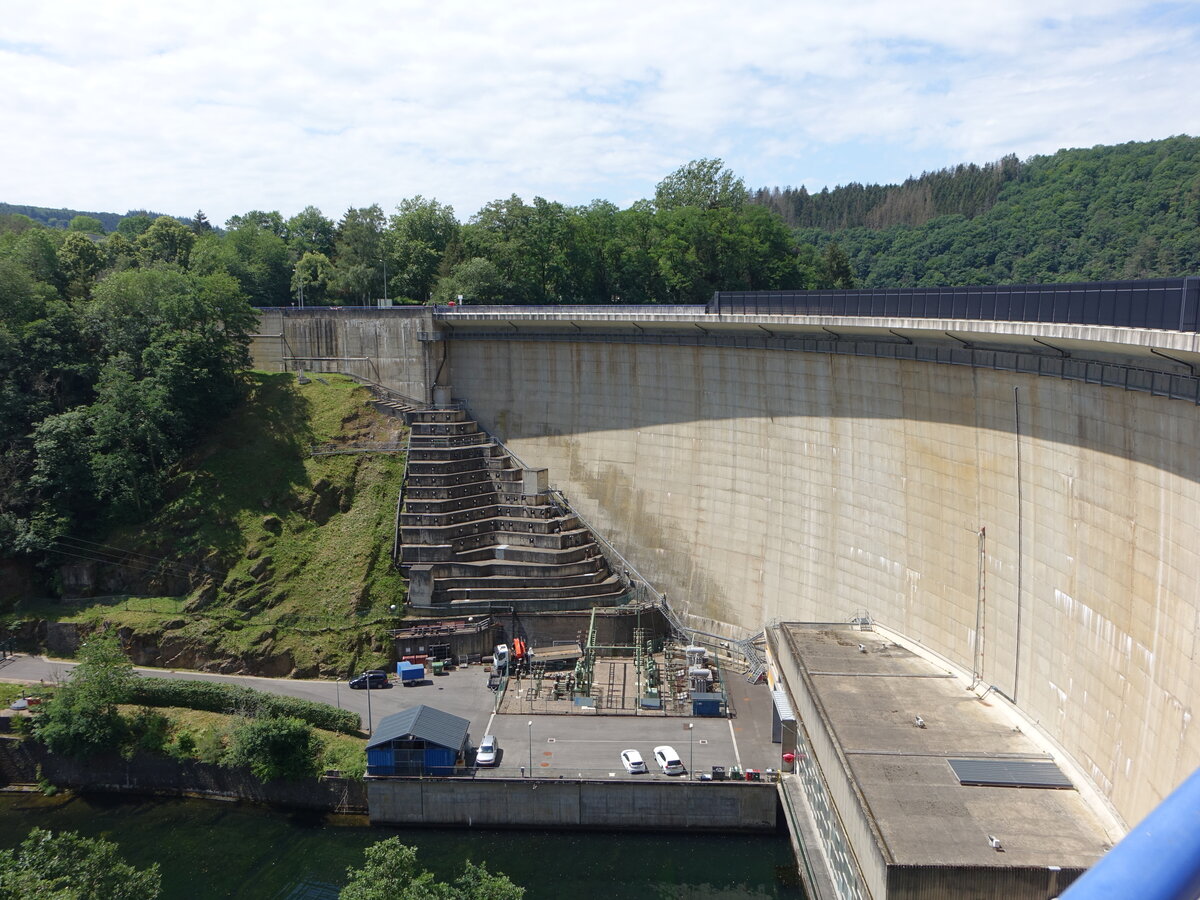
[{"left": 777, "top": 625, "right": 1114, "bottom": 890}]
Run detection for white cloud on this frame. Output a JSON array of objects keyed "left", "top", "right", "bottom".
[{"left": 1, "top": 0, "right": 1197, "bottom": 223}]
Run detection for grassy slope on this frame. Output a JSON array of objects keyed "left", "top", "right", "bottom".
[
  {"left": 14, "top": 373, "right": 407, "bottom": 677},
  {"left": 117, "top": 706, "right": 368, "bottom": 779}
]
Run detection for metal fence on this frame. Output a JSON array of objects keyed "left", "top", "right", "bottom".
[{"left": 711, "top": 277, "right": 1200, "bottom": 331}]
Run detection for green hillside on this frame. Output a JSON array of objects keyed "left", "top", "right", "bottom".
[
  {"left": 777, "top": 136, "right": 1200, "bottom": 286},
  {"left": 8, "top": 374, "right": 407, "bottom": 677},
  {"left": 0, "top": 203, "right": 179, "bottom": 234}
]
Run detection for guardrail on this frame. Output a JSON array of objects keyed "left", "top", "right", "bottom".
[
  {"left": 392, "top": 429, "right": 412, "bottom": 566},
  {"left": 433, "top": 304, "right": 707, "bottom": 317}
]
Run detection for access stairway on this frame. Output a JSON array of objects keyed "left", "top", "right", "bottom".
[{"left": 398, "top": 406, "right": 627, "bottom": 612}]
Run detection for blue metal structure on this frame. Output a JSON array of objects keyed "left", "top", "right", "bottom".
[
  {"left": 366, "top": 705, "right": 468, "bottom": 776},
  {"left": 1060, "top": 768, "right": 1200, "bottom": 900}
]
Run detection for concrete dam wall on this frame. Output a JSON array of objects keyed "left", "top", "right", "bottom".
[{"left": 251, "top": 306, "right": 1200, "bottom": 830}]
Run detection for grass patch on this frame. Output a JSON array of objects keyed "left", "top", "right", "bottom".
[{"left": 117, "top": 705, "right": 367, "bottom": 779}]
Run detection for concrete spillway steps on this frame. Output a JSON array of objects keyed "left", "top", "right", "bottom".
[
  {"left": 371, "top": 399, "right": 420, "bottom": 418},
  {"left": 399, "top": 406, "right": 624, "bottom": 611}
]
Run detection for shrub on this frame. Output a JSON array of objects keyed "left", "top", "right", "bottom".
[
  {"left": 126, "top": 708, "right": 171, "bottom": 756},
  {"left": 128, "top": 677, "right": 360, "bottom": 734},
  {"left": 195, "top": 725, "right": 225, "bottom": 764},
  {"left": 171, "top": 731, "right": 196, "bottom": 758},
  {"left": 33, "top": 632, "right": 133, "bottom": 759},
  {"left": 226, "top": 716, "right": 321, "bottom": 782}
]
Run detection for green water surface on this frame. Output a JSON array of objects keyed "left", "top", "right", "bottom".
[{"left": 0, "top": 793, "right": 804, "bottom": 899}]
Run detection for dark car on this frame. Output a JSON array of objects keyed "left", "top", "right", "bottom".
[{"left": 349, "top": 670, "right": 389, "bottom": 689}]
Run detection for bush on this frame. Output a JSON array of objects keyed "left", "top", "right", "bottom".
[
  {"left": 226, "top": 716, "right": 321, "bottom": 782},
  {"left": 33, "top": 632, "right": 133, "bottom": 759},
  {"left": 195, "top": 725, "right": 225, "bottom": 764},
  {"left": 126, "top": 708, "right": 170, "bottom": 756},
  {"left": 171, "top": 731, "right": 196, "bottom": 758},
  {"left": 128, "top": 677, "right": 360, "bottom": 734}
]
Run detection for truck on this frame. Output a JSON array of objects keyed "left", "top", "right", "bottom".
[{"left": 492, "top": 643, "right": 510, "bottom": 675}]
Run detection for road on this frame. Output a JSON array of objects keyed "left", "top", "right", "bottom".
[
  {"left": 0, "top": 654, "right": 776, "bottom": 778},
  {"left": 0, "top": 653, "right": 492, "bottom": 737}
]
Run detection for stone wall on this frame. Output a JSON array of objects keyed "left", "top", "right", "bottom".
[
  {"left": 0, "top": 737, "right": 366, "bottom": 813},
  {"left": 367, "top": 776, "right": 778, "bottom": 830},
  {"left": 446, "top": 337, "right": 1200, "bottom": 828}
]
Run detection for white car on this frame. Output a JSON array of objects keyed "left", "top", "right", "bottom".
[
  {"left": 476, "top": 735, "right": 498, "bottom": 767},
  {"left": 620, "top": 749, "right": 647, "bottom": 774},
  {"left": 653, "top": 745, "right": 686, "bottom": 775}
]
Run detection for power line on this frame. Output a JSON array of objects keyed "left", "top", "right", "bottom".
[
  {"left": 48, "top": 543, "right": 205, "bottom": 582},
  {"left": 50, "top": 535, "right": 220, "bottom": 577}
]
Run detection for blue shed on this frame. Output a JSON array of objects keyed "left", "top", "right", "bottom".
[{"left": 366, "top": 705, "right": 469, "bottom": 777}]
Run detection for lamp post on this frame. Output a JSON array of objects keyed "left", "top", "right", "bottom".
[
  {"left": 688, "top": 722, "right": 694, "bottom": 779},
  {"left": 527, "top": 720, "right": 533, "bottom": 777},
  {"left": 366, "top": 677, "right": 373, "bottom": 736},
  {"left": 380, "top": 258, "right": 388, "bottom": 304}
]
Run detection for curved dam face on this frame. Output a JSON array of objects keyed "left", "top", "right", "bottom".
[
  {"left": 250, "top": 305, "right": 1200, "bottom": 831},
  {"left": 445, "top": 335, "right": 1198, "bottom": 827}
]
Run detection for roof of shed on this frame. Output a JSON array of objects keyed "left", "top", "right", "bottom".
[{"left": 367, "top": 705, "right": 470, "bottom": 751}]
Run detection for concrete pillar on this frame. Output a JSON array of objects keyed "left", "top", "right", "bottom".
[
  {"left": 522, "top": 468, "right": 549, "bottom": 496},
  {"left": 408, "top": 566, "right": 435, "bottom": 606}
]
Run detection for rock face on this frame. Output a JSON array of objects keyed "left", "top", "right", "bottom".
[{"left": 44, "top": 622, "right": 82, "bottom": 657}]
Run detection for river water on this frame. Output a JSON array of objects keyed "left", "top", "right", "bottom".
[{"left": 0, "top": 792, "right": 805, "bottom": 899}]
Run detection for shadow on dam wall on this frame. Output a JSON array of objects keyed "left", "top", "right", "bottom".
[{"left": 443, "top": 338, "right": 1200, "bottom": 487}]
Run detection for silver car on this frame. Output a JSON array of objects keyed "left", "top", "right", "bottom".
[{"left": 476, "top": 735, "right": 498, "bottom": 767}]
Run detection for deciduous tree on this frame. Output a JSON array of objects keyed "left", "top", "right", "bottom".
[
  {"left": 0, "top": 827, "right": 161, "bottom": 900},
  {"left": 339, "top": 838, "right": 523, "bottom": 900}
]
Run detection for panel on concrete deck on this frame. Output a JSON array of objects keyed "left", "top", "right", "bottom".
[{"left": 948, "top": 757, "right": 1074, "bottom": 789}]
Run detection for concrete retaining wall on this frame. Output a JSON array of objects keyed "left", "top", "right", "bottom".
[
  {"left": 367, "top": 776, "right": 778, "bottom": 830},
  {"left": 251, "top": 308, "right": 435, "bottom": 401},
  {"left": 769, "top": 627, "right": 887, "bottom": 898},
  {"left": 0, "top": 737, "right": 367, "bottom": 813}
]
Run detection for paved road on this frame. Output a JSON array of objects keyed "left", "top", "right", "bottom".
[
  {"left": 0, "top": 654, "right": 494, "bottom": 737},
  {"left": 0, "top": 654, "right": 777, "bottom": 780}
]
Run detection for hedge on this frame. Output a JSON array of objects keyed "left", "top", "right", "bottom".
[{"left": 127, "top": 678, "right": 361, "bottom": 735}]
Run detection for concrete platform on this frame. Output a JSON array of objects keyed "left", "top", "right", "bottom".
[{"left": 770, "top": 625, "right": 1116, "bottom": 899}]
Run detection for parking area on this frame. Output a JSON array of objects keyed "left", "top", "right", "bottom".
[
  {"left": 410, "top": 659, "right": 783, "bottom": 780},
  {"left": 2, "top": 652, "right": 787, "bottom": 781}
]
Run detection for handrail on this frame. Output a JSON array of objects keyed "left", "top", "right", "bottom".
[{"left": 392, "top": 428, "right": 412, "bottom": 567}]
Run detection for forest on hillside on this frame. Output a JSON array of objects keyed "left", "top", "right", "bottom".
[
  {"left": 792, "top": 136, "right": 1200, "bottom": 286},
  {"left": 3, "top": 138, "right": 1198, "bottom": 319}
]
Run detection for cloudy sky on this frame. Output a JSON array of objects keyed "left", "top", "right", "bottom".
[{"left": 3, "top": 1, "right": 1199, "bottom": 226}]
